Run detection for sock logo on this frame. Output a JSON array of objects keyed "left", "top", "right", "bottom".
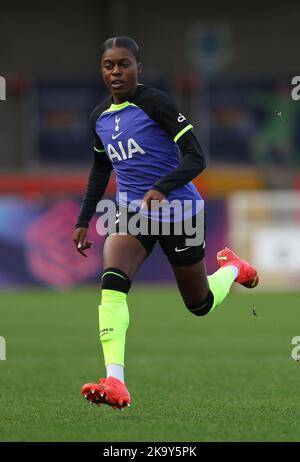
[{"left": 100, "top": 328, "right": 114, "bottom": 338}]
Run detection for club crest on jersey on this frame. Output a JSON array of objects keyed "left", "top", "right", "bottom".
[
  {"left": 107, "top": 138, "right": 146, "bottom": 161},
  {"left": 115, "top": 116, "right": 120, "bottom": 131}
]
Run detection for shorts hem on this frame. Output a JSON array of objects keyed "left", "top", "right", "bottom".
[{"left": 167, "top": 253, "right": 205, "bottom": 267}]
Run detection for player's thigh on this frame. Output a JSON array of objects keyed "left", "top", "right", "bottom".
[
  {"left": 159, "top": 220, "right": 208, "bottom": 305},
  {"left": 171, "top": 258, "right": 210, "bottom": 306},
  {"left": 102, "top": 234, "right": 148, "bottom": 280}
]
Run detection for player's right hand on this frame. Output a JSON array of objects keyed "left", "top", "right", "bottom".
[{"left": 73, "top": 227, "right": 93, "bottom": 258}]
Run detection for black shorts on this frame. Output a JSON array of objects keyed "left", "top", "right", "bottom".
[{"left": 108, "top": 206, "right": 205, "bottom": 266}]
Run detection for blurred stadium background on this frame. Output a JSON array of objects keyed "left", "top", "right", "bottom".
[{"left": 1, "top": 0, "right": 300, "bottom": 442}]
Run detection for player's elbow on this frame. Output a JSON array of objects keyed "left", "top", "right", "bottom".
[{"left": 193, "top": 157, "right": 206, "bottom": 178}]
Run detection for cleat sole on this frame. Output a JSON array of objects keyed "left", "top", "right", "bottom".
[{"left": 82, "top": 378, "right": 131, "bottom": 410}]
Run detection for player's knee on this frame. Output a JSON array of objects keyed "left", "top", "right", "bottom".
[
  {"left": 101, "top": 267, "right": 131, "bottom": 294},
  {"left": 185, "top": 290, "right": 214, "bottom": 317}
]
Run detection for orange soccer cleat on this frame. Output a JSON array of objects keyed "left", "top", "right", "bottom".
[
  {"left": 217, "top": 247, "right": 259, "bottom": 288},
  {"left": 81, "top": 376, "right": 131, "bottom": 411}
]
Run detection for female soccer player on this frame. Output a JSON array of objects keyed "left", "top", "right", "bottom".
[{"left": 74, "top": 36, "right": 259, "bottom": 411}]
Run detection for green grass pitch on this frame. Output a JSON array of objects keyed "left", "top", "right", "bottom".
[{"left": 0, "top": 286, "right": 299, "bottom": 442}]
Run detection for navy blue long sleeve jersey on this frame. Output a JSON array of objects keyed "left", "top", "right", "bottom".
[{"left": 76, "top": 84, "right": 206, "bottom": 227}]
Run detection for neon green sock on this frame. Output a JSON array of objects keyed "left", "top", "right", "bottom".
[
  {"left": 207, "top": 267, "right": 235, "bottom": 312},
  {"left": 99, "top": 289, "right": 129, "bottom": 366}
]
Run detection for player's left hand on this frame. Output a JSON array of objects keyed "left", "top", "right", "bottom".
[
  {"left": 73, "top": 227, "right": 93, "bottom": 258},
  {"left": 141, "top": 189, "right": 167, "bottom": 210}
]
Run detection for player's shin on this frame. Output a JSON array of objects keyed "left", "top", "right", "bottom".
[
  {"left": 207, "top": 266, "right": 237, "bottom": 312},
  {"left": 99, "top": 269, "right": 131, "bottom": 382},
  {"left": 186, "top": 266, "right": 236, "bottom": 316}
]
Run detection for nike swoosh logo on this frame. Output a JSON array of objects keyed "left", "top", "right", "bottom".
[
  {"left": 100, "top": 332, "right": 109, "bottom": 338},
  {"left": 112, "top": 131, "right": 124, "bottom": 140},
  {"left": 175, "top": 246, "right": 190, "bottom": 252}
]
